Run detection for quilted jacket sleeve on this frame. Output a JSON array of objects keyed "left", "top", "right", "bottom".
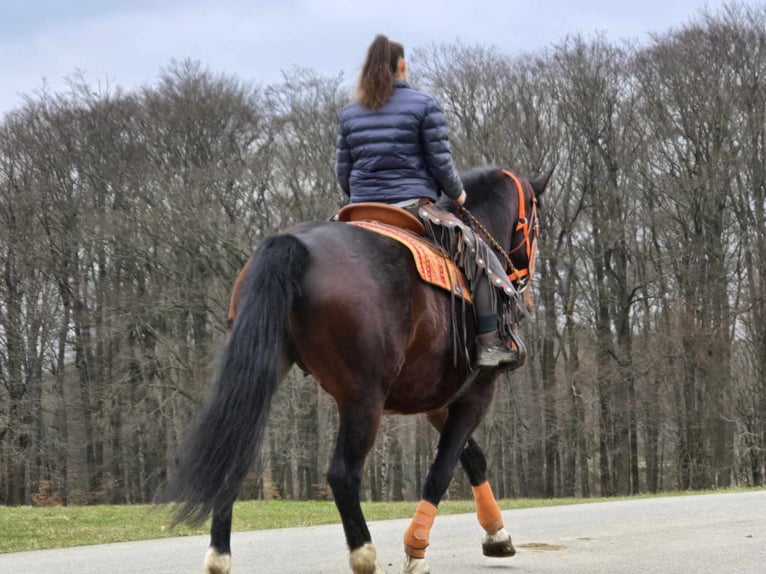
[
  {"left": 335, "top": 116, "right": 351, "bottom": 196},
  {"left": 421, "top": 97, "right": 464, "bottom": 200}
]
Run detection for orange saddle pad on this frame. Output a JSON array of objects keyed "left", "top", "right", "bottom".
[{"left": 349, "top": 220, "right": 472, "bottom": 303}]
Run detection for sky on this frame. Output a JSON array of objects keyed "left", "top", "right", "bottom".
[{"left": 0, "top": 0, "right": 755, "bottom": 115}]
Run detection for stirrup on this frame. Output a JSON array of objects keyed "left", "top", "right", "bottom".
[
  {"left": 475, "top": 330, "right": 526, "bottom": 371},
  {"left": 505, "top": 328, "right": 527, "bottom": 370},
  {"left": 476, "top": 345, "right": 519, "bottom": 369},
  {"left": 476, "top": 333, "right": 518, "bottom": 369}
]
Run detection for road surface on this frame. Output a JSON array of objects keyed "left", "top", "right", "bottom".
[{"left": 1, "top": 490, "right": 764, "bottom": 573}]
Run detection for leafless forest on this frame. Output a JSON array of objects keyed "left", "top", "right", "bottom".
[{"left": 1, "top": 5, "right": 765, "bottom": 506}]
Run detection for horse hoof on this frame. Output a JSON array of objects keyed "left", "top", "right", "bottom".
[
  {"left": 482, "top": 527, "right": 516, "bottom": 558},
  {"left": 350, "top": 543, "right": 385, "bottom": 574},
  {"left": 400, "top": 555, "right": 430, "bottom": 574},
  {"left": 204, "top": 547, "right": 231, "bottom": 574}
]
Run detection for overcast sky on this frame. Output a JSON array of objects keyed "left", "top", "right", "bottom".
[{"left": 0, "top": 0, "right": 755, "bottom": 115}]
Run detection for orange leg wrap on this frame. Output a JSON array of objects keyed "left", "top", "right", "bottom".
[
  {"left": 403, "top": 500, "right": 438, "bottom": 558},
  {"left": 472, "top": 481, "right": 504, "bottom": 534}
]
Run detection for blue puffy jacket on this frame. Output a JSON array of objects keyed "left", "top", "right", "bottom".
[{"left": 335, "top": 80, "right": 464, "bottom": 203}]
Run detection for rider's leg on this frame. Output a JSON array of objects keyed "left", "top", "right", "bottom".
[{"left": 473, "top": 278, "right": 518, "bottom": 368}]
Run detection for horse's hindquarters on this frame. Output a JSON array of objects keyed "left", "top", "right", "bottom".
[{"left": 289, "top": 223, "right": 414, "bottom": 401}]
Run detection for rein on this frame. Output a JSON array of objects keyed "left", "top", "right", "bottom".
[{"left": 457, "top": 170, "right": 538, "bottom": 292}]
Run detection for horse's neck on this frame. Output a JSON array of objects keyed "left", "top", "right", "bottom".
[{"left": 468, "top": 199, "right": 514, "bottom": 247}]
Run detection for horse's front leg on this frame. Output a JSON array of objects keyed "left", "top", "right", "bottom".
[
  {"left": 204, "top": 502, "right": 233, "bottom": 574},
  {"left": 460, "top": 437, "right": 516, "bottom": 557},
  {"left": 401, "top": 380, "right": 495, "bottom": 574},
  {"left": 329, "top": 405, "right": 385, "bottom": 574},
  {"left": 428, "top": 402, "right": 515, "bottom": 558}
]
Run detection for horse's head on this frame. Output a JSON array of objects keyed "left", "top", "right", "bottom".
[{"left": 459, "top": 166, "right": 551, "bottom": 309}]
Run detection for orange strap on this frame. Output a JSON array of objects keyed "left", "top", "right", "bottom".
[
  {"left": 472, "top": 482, "right": 504, "bottom": 534},
  {"left": 502, "top": 170, "right": 527, "bottom": 221},
  {"left": 501, "top": 170, "right": 538, "bottom": 285},
  {"left": 403, "top": 500, "right": 437, "bottom": 558}
]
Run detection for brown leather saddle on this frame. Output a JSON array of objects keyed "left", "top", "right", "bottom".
[
  {"left": 338, "top": 203, "right": 470, "bottom": 301},
  {"left": 337, "top": 202, "right": 426, "bottom": 236},
  {"left": 337, "top": 201, "right": 519, "bottom": 297}
]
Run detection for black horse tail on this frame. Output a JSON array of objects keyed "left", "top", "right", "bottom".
[{"left": 164, "top": 234, "right": 309, "bottom": 526}]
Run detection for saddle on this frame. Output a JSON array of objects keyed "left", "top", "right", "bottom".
[
  {"left": 337, "top": 202, "right": 425, "bottom": 236},
  {"left": 337, "top": 202, "right": 523, "bottom": 309},
  {"left": 338, "top": 202, "right": 472, "bottom": 300}
]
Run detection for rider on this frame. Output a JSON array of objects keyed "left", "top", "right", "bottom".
[{"left": 335, "top": 34, "right": 517, "bottom": 369}]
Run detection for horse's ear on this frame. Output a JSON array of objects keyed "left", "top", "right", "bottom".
[{"left": 531, "top": 167, "right": 554, "bottom": 198}]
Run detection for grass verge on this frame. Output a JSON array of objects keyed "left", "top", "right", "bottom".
[{"left": 0, "top": 488, "right": 760, "bottom": 554}]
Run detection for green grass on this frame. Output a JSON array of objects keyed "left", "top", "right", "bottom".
[{"left": 1, "top": 488, "right": 761, "bottom": 554}]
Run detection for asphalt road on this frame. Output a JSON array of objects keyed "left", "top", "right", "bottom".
[{"left": 1, "top": 490, "right": 764, "bottom": 573}]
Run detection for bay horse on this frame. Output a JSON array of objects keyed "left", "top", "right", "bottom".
[{"left": 165, "top": 166, "right": 549, "bottom": 573}]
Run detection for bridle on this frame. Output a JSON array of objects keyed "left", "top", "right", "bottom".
[
  {"left": 501, "top": 169, "right": 539, "bottom": 293},
  {"left": 458, "top": 170, "right": 539, "bottom": 294}
]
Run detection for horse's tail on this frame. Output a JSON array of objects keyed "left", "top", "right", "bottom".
[{"left": 164, "top": 234, "right": 309, "bottom": 526}]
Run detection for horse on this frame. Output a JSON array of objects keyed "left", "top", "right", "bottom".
[{"left": 164, "top": 165, "right": 549, "bottom": 574}]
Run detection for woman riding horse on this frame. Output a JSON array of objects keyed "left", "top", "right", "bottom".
[
  {"left": 164, "top": 165, "right": 548, "bottom": 574},
  {"left": 162, "top": 34, "right": 550, "bottom": 574}
]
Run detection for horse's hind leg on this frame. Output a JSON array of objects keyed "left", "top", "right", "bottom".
[
  {"left": 427, "top": 412, "right": 516, "bottom": 558},
  {"left": 205, "top": 503, "right": 233, "bottom": 574},
  {"left": 328, "top": 406, "right": 385, "bottom": 574}
]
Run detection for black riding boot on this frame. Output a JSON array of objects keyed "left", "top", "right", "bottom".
[{"left": 474, "top": 280, "right": 519, "bottom": 369}]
